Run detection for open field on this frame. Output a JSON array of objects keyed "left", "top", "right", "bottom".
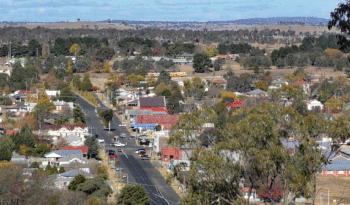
[{"left": 13, "top": 21, "right": 135, "bottom": 30}]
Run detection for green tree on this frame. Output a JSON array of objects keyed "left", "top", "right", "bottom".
[
  {"left": 112, "top": 60, "right": 119, "bottom": 70},
  {"left": 72, "top": 75, "right": 82, "bottom": 90},
  {"left": 0, "top": 136, "right": 14, "bottom": 161},
  {"left": 85, "top": 136, "right": 99, "bottom": 159},
  {"left": 77, "top": 176, "right": 112, "bottom": 197},
  {"left": 68, "top": 174, "right": 87, "bottom": 191},
  {"left": 59, "top": 167, "right": 66, "bottom": 173},
  {"left": 10, "top": 124, "right": 36, "bottom": 152},
  {"left": 317, "top": 79, "right": 333, "bottom": 103},
  {"left": 73, "top": 105, "right": 86, "bottom": 124},
  {"left": 213, "top": 58, "right": 225, "bottom": 71},
  {"left": 33, "top": 92, "right": 56, "bottom": 129},
  {"left": 58, "top": 86, "right": 76, "bottom": 102},
  {"left": 193, "top": 53, "right": 212, "bottom": 73},
  {"left": 81, "top": 74, "right": 93, "bottom": 91},
  {"left": 156, "top": 70, "right": 171, "bottom": 85},
  {"left": 116, "top": 185, "right": 151, "bottom": 205}
]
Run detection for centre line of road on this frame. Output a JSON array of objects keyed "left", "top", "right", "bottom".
[{"left": 122, "top": 149, "right": 128, "bottom": 158}]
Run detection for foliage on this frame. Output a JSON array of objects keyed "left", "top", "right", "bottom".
[
  {"left": 213, "top": 58, "right": 225, "bottom": 71},
  {"left": 254, "top": 81, "right": 268, "bottom": 91},
  {"left": 15, "top": 114, "right": 37, "bottom": 130},
  {"left": 155, "top": 82, "right": 169, "bottom": 96},
  {"left": 112, "top": 60, "right": 119, "bottom": 70},
  {"left": 125, "top": 74, "right": 144, "bottom": 87},
  {"left": 204, "top": 46, "right": 219, "bottom": 57},
  {"left": 85, "top": 136, "right": 99, "bottom": 159},
  {"left": 96, "top": 166, "right": 109, "bottom": 180},
  {"left": 183, "top": 77, "right": 206, "bottom": 100},
  {"left": 93, "top": 47, "right": 115, "bottom": 62},
  {"left": 193, "top": 53, "right": 212, "bottom": 73},
  {"left": 325, "top": 97, "right": 344, "bottom": 113},
  {"left": 59, "top": 167, "right": 66, "bottom": 173},
  {"left": 220, "top": 91, "right": 237, "bottom": 99},
  {"left": 77, "top": 176, "right": 112, "bottom": 197},
  {"left": 147, "top": 78, "right": 156, "bottom": 87},
  {"left": 81, "top": 74, "right": 93, "bottom": 91},
  {"left": 68, "top": 174, "right": 87, "bottom": 191},
  {"left": 103, "top": 61, "right": 111, "bottom": 73},
  {"left": 26, "top": 143, "right": 51, "bottom": 157},
  {"left": 116, "top": 185, "right": 151, "bottom": 205},
  {"left": 156, "top": 71, "right": 171, "bottom": 85},
  {"left": 69, "top": 43, "right": 81, "bottom": 56},
  {"left": 33, "top": 92, "right": 55, "bottom": 129},
  {"left": 105, "top": 74, "right": 121, "bottom": 91},
  {"left": 0, "top": 136, "right": 14, "bottom": 161},
  {"left": 10, "top": 124, "right": 36, "bottom": 152},
  {"left": 73, "top": 105, "right": 86, "bottom": 124}
]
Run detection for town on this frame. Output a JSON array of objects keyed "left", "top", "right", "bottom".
[{"left": 2, "top": 2, "right": 350, "bottom": 205}]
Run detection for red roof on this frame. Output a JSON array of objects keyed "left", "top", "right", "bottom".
[
  {"left": 60, "top": 145, "right": 88, "bottom": 154},
  {"left": 227, "top": 100, "right": 245, "bottom": 108},
  {"left": 211, "top": 79, "right": 227, "bottom": 84},
  {"left": 18, "top": 90, "right": 36, "bottom": 94},
  {"left": 293, "top": 81, "right": 309, "bottom": 85},
  {"left": 137, "top": 115, "right": 178, "bottom": 130},
  {"left": 140, "top": 107, "right": 168, "bottom": 113},
  {"left": 46, "top": 125, "right": 86, "bottom": 131},
  {"left": 6, "top": 130, "right": 20, "bottom": 135}
]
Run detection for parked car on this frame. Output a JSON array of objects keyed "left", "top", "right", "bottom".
[
  {"left": 119, "top": 123, "right": 126, "bottom": 127},
  {"left": 128, "top": 136, "right": 135, "bottom": 140},
  {"left": 120, "top": 133, "right": 127, "bottom": 138},
  {"left": 118, "top": 149, "right": 122, "bottom": 152},
  {"left": 106, "top": 150, "right": 116, "bottom": 156},
  {"left": 179, "top": 162, "right": 189, "bottom": 167},
  {"left": 115, "top": 167, "right": 125, "bottom": 171},
  {"left": 142, "top": 155, "right": 150, "bottom": 160}
]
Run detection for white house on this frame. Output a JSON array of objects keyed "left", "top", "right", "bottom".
[
  {"left": 52, "top": 100, "right": 74, "bottom": 113},
  {"left": 45, "top": 125, "right": 88, "bottom": 142},
  {"left": 54, "top": 169, "right": 92, "bottom": 190},
  {"left": 46, "top": 90, "right": 61, "bottom": 97},
  {"left": 0, "top": 69, "right": 11, "bottom": 76},
  {"left": 306, "top": 99, "right": 324, "bottom": 111},
  {"left": 42, "top": 150, "right": 87, "bottom": 168}
]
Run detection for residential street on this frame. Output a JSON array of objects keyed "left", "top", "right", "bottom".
[{"left": 75, "top": 95, "right": 180, "bottom": 205}]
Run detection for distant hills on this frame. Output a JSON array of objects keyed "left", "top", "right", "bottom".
[{"left": 0, "top": 17, "right": 330, "bottom": 30}]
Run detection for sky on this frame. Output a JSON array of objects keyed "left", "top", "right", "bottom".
[{"left": 0, "top": 0, "right": 344, "bottom": 22}]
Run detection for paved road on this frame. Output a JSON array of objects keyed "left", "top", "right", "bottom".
[{"left": 75, "top": 95, "right": 180, "bottom": 205}]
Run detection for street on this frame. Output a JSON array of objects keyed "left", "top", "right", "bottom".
[{"left": 75, "top": 95, "right": 180, "bottom": 205}]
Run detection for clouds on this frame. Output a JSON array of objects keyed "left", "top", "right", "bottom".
[{"left": 0, "top": 0, "right": 342, "bottom": 22}]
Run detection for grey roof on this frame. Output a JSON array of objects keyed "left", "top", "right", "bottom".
[
  {"left": 247, "top": 89, "right": 267, "bottom": 95},
  {"left": 58, "top": 169, "right": 92, "bottom": 178},
  {"left": 323, "top": 157, "right": 350, "bottom": 170},
  {"left": 127, "top": 109, "right": 153, "bottom": 116},
  {"left": 8, "top": 101, "right": 26, "bottom": 109},
  {"left": 45, "top": 150, "right": 82, "bottom": 157},
  {"left": 127, "top": 100, "right": 139, "bottom": 105},
  {"left": 57, "top": 154, "right": 86, "bottom": 163},
  {"left": 65, "top": 134, "right": 81, "bottom": 143},
  {"left": 339, "top": 147, "right": 350, "bottom": 155},
  {"left": 139, "top": 96, "right": 166, "bottom": 108}
]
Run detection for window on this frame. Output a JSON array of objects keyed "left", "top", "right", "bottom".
[
  {"left": 170, "top": 155, "right": 174, "bottom": 160},
  {"left": 327, "top": 170, "right": 333, "bottom": 174},
  {"left": 338, "top": 170, "right": 344, "bottom": 174}
]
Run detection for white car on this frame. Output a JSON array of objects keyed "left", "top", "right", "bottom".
[
  {"left": 119, "top": 123, "right": 126, "bottom": 127},
  {"left": 115, "top": 143, "right": 125, "bottom": 147}
]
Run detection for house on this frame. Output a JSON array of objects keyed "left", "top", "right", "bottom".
[
  {"left": 177, "top": 53, "right": 194, "bottom": 59},
  {"left": 52, "top": 100, "right": 74, "bottom": 113},
  {"left": 140, "top": 107, "right": 168, "bottom": 114},
  {"left": 46, "top": 90, "right": 60, "bottom": 98},
  {"left": 62, "top": 134, "right": 85, "bottom": 146},
  {"left": 306, "top": 99, "right": 324, "bottom": 111},
  {"left": 0, "top": 69, "right": 11, "bottom": 76},
  {"left": 137, "top": 115, "right": 178, "bottom": 130},
  {"left": 60, "top": 146, "right": 88, "bottom": 157},
  {"left": 139, "top": 96, "right": 166, "bottom": 108},
  {"left": 124, "top": 109, "right": 153, "bottom": 122},
  {"left": 162, "top": 146, "right": 193, "bottom": 163},
  {"left": 226, "top": 100, "right": 245, "bottom": 110},
  {"left": 321, "top": 156, "right": 350, "bottom": 177},
  {"left": 54, "top": 169, "right": 93, "bottom": 190},
  {"left": 42, "top": 150, "right": 86, "bottom": 168},
  {"left": 6, "top": 101, "right": 28, "bottom": 114},
  {"left": 246, "top": 89, "right": 268, "bottom": 98},
  {"left": 293, "top": 81, "right": 311, "bottom": 94},
  {"left": 152, "top": 130, "right": 170, "bottom": 153},
  {"left": 126, "top": 99, "right": 138, "bottom": 107},
  {"left": 45, "top": 125, "right": 88, "bottom": 142}
]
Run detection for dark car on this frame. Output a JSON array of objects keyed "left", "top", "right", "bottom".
[
  {"left": 179, "top": 162, "right": 188, "bottom": 167},
  {"left": 106, "top": 150, "right": 116, "bottom": 156},
  {"left": 118, "top": 149, "right": 122, "bottom": 152},
  {"left": 142, "top": 155, "right": 150, "bottom": 160}
]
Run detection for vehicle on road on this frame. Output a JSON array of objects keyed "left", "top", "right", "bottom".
[
  {"left": 135, "top": 149, "right": 145, "bottom": 154},
  {"left": 142, "top": 155, "right": 150, "bottom": 160},
  {"left": 118, "top": 149, "right": 122, "bottom": 152},
  {"left": 119, "top": 123, "right": 126, "bottom": 127},
  {"left": 120, "top": 133, "right": 127, "bottom": 138},
  {"left": 98, "top": 139, "right": 105, "bottom": 143},
  {"left": 106, "top": 150, "right": 116, "bottom": 156},
  {"left": 115, "top": 167, "right": 125, "bottom": 171},
  {"left": 128, "top": 136, "right": 135, "bottom": 140},
  {"left": 114, "top": 143, "right": 125, "bottom": 147}
]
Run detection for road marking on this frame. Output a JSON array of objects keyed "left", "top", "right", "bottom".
[{"left": 122, "top": 149, "right": 128, "bottom": 158}]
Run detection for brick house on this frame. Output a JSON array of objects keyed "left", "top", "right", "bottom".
[
  {"left": 137, "top": 115, "right": 178, "bottom": 130},
  {"left": 321, "top": 156, "right": 350, "bottom": 177},
  {"left": 162, "top": 147, "right": 182, "bottom": 163}
]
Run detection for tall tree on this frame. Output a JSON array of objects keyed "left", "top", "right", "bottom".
[
  {"left": 0, "top": 136, "right": 14, "bottom": 161},
  {"left": 84, "top": 136, "right": 99, "bottom": 159},
  {"left": 116, "top": 185, "right": 151, "bottom": 205},
  {"left": 193, "top": 53, "right": 212, "bottom": 73},
  {"left": 73, "top": 105, "right": 86, "bottom": 124},
  {"left": 33, "top": 92, "right": 55, "bottom": 129},
  {"left": 81, "top": 74, "right": 93, "bottom": 91}
]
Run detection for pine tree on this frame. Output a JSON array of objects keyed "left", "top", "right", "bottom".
[
  {"left": 81, "top": 74, "right": 93, "bottom": 91},
  {"left": 0, "top": 136, "right": 14, "bottom": 161},
  {"left": 73, "top": 105, "right": 86, "bottom": 124}
]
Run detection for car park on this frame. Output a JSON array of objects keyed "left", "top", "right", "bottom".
[{"left": 141, "top": 155, "right": 150, "bottom": 160}]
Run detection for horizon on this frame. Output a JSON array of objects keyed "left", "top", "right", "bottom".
[{"left": 0, "top": 0, "right": 343, "bottom": 22}]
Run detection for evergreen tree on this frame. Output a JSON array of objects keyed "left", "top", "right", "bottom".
[
  {"left": 73, "top": 105, "right": 86, "bottom": 124},
  {"left": 81, "top": 74, "right": 93, "bottom": 91},
  {"left": 84, "top": 136, "right": 99, "bottom": 159},
  {"left": 0, "top": 136, "right": 14, "bottom": 161},
  {"left": 68, "top": 174, "right": 86, "bottom": 191},
  {"left": 59, "top": 167, "right": 66, "bottom": 173},
  {"left": 116, "top": 185, "right": 151, "bottom": 205}
]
